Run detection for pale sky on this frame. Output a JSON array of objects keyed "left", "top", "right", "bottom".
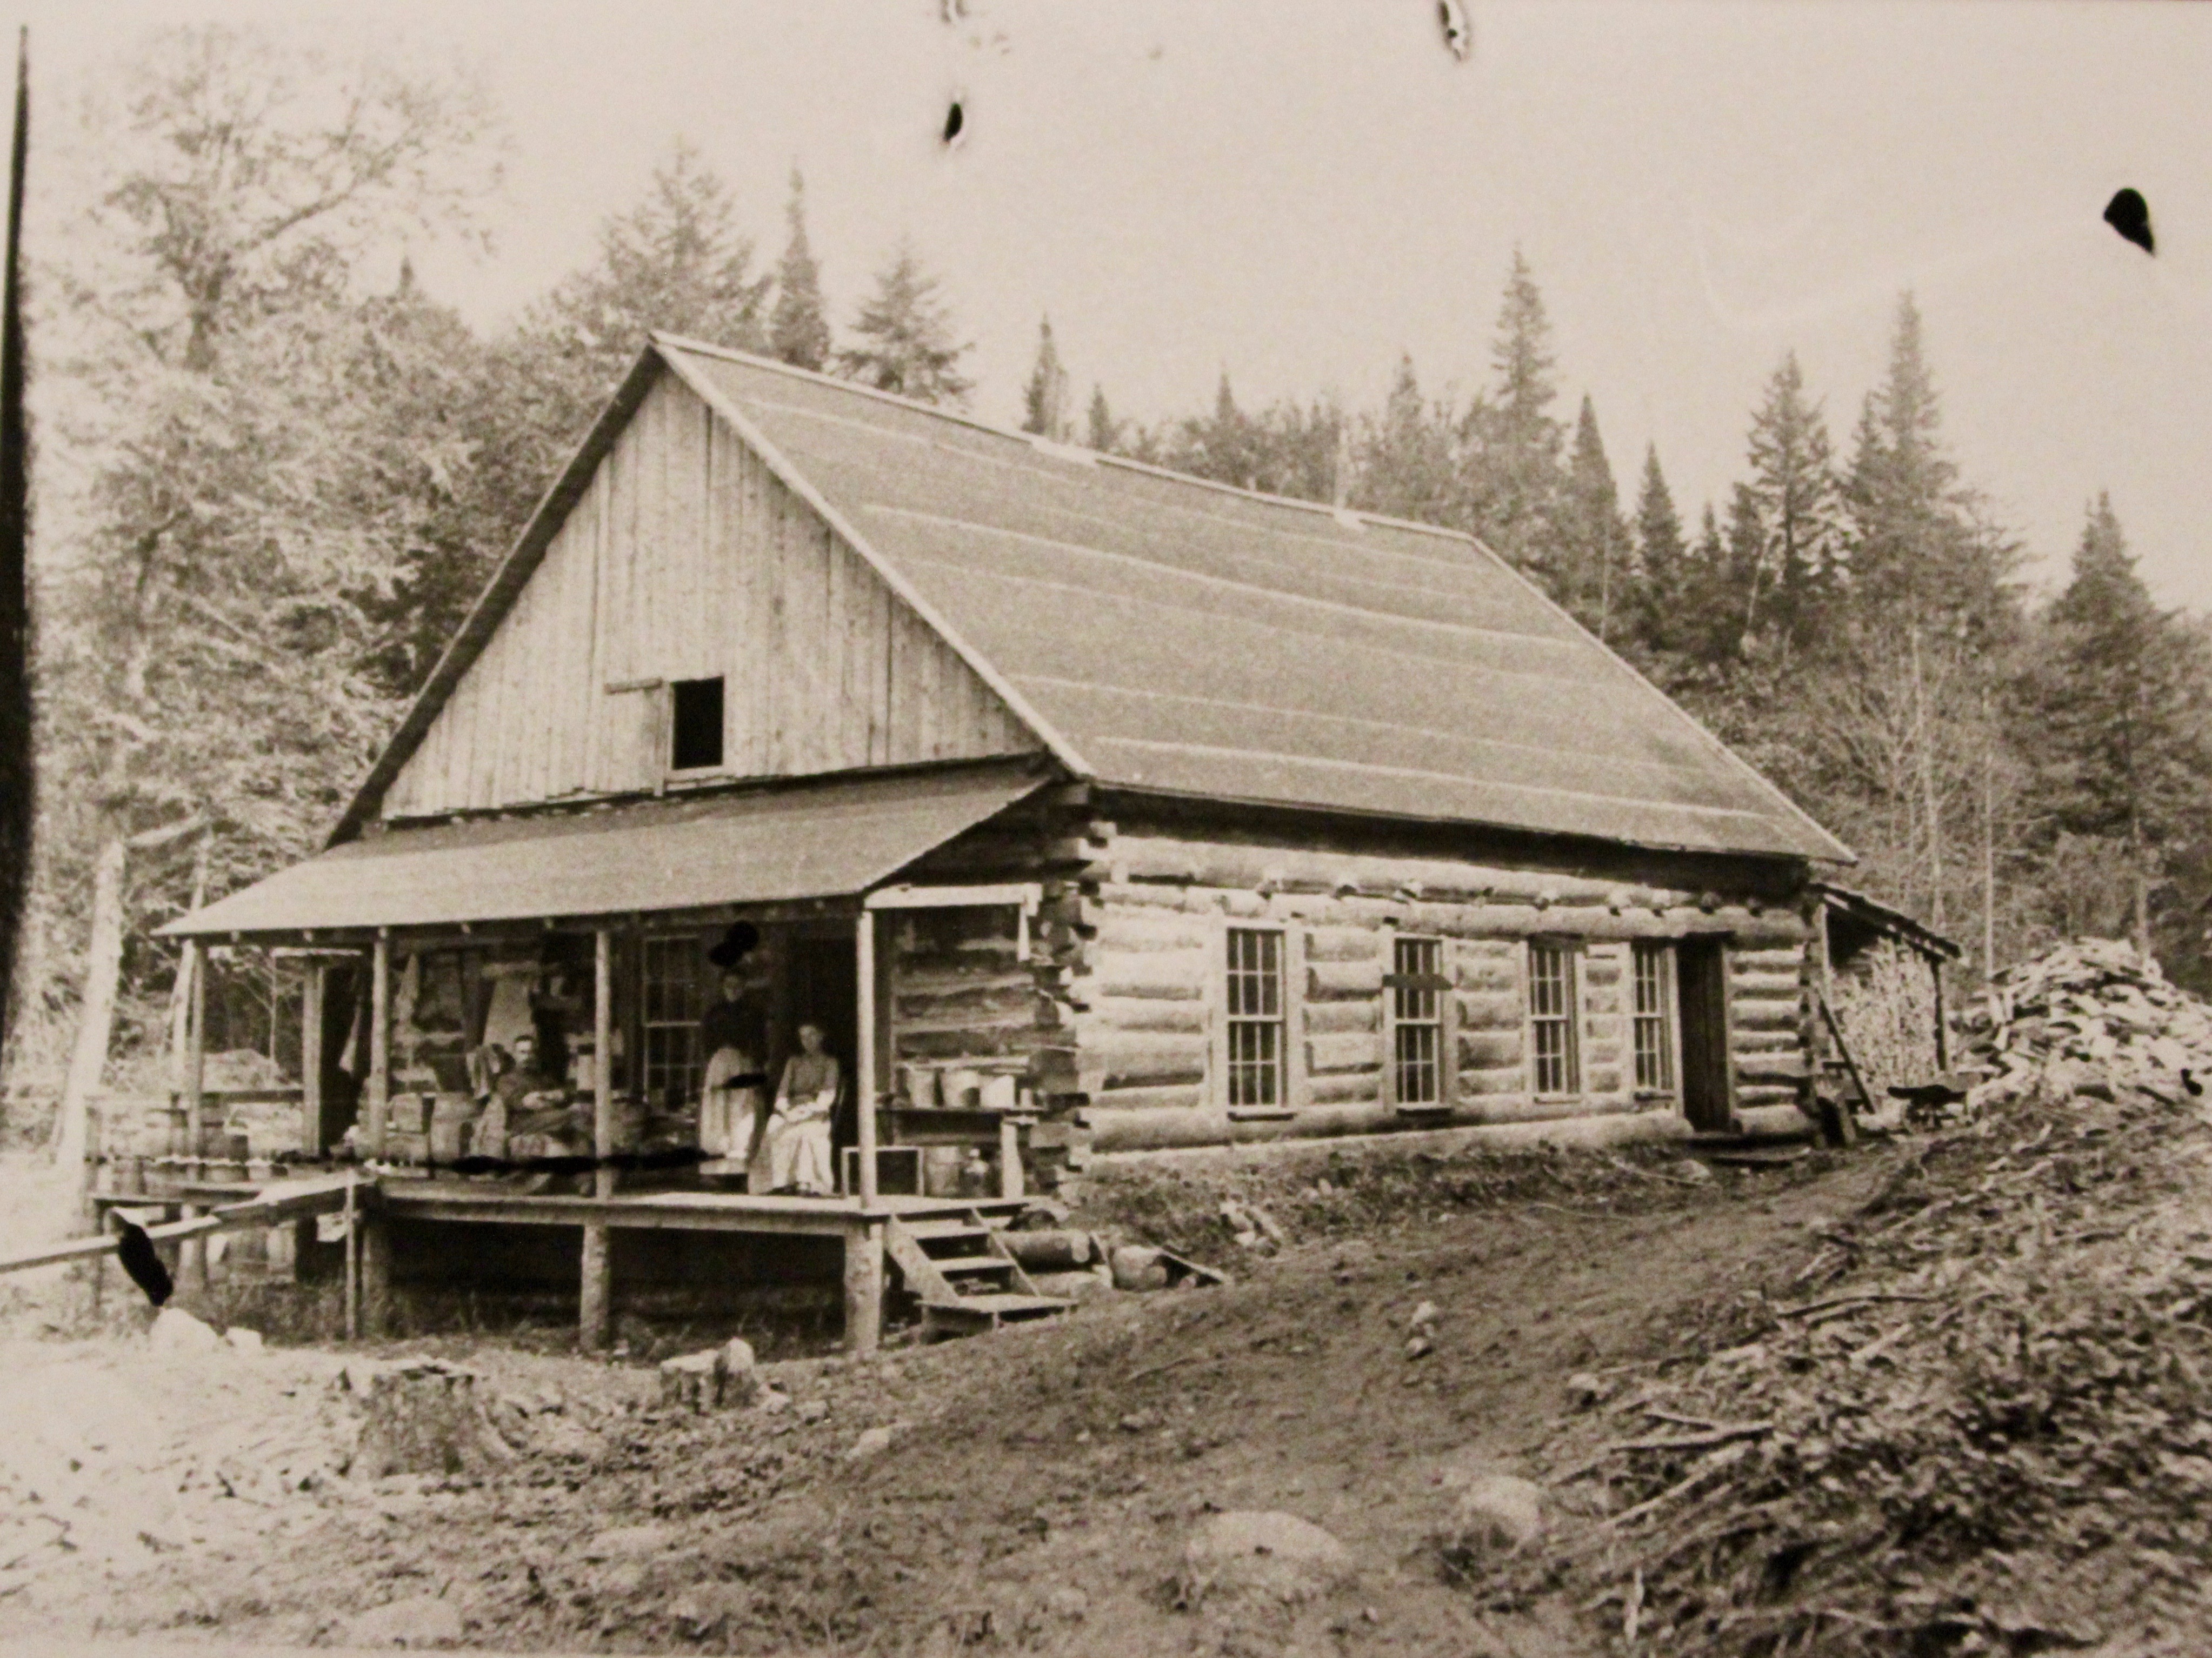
[{"left": 22, "top": 0, "right": 2212, "bottom": 609}]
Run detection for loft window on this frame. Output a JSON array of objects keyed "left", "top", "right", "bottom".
[
  {"left": 1632, "top": 941, "right": 1677, "bottom": 1093},
  {"left": 670, "top": 676, "right": 725, "bottom": 770},
  {"left": 1225, "top": 927, "right": 1284, "bottom": 1109},
  {"left": 1390, "top": 935, "right": 1444, "bottom": 1107},
  {"left": 1528, "top": 940, "right": 1580, "bottom": 1096}
]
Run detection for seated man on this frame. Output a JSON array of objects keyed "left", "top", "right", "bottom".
[
  {"left": 485, "top": 1031, "right": 586, "bottom": 1161},
  {"left": 761, "top": 1022, "right": 840, "bottom": 1195}
]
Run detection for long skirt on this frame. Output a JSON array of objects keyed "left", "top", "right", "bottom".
[
  {"left": 763, "top": 1107, "right": 835, "bottom": 1194},
  {"left": 699, "top": 1047, "right": 765, "bottom": 1167}
]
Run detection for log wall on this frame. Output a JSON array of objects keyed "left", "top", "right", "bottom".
[
  {"left": 382, "top": 374, "right": 1038, "bottom": 820},
  {"left": 1069, "top": 830, "right": 1816, "bottom": 1153}
]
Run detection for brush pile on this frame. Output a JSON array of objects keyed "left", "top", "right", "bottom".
[
  {"left": 1960, "top": 937, "right": 2212, "bottom": 1115},
  {"left": 1523, "top": 940, "right": 2212, "bottom": 1656}
]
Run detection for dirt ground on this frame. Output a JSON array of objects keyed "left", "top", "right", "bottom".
[{"left": 0, "top": 1141, "right": 1892, "bottom": 1656}]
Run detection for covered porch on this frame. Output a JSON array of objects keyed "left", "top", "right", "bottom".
[{"left": 153, "top": 763, "right": 1074, "bottom": 1353}]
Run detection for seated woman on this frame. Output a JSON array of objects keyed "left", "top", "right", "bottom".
[{"left": 761, "top": 1022, "right": 840, "bottom": 1195}]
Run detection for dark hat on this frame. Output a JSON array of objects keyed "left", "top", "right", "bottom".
[{"left": 708, "top": 921, "right": 761, "bottom": 970}]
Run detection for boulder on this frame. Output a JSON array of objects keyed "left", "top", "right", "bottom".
[
  {"left": 847, "top": 1425, "right": 897, "bottom": 1461},
  {"left": 339, "top": 1593, "right": 464, "bottom": 1647},
  {"left": 1437, "top": 1471, "right": 1547, "bottom": 1559},
  {"left": 148, "top": 1306, "right": 222, "bottom": 1355},
  {"left": 722, "top": 1335, "right": 756, "bottom": 1373},
  {"left": 582, "top": 1522, "right": 676, "bottom": 1561},
  {"left": 1182, "top": 1510, "right": 1357, "bottom": 1606},
  {"left": 223, "top": 1326, "right": 265, "bottom": 1353},
  {"left": 658, "top": 1351, "right": 722, "bottom": 1413},
  {"left": 1110, "top": 1244, "right": 1169, "bottom": 1292}
]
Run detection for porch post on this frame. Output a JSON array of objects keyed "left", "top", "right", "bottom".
[
  {"left": 1931, "top": 956, "right": 1950, "bottom": 1070},
  {"left": 855, "top": 911, "right": 880, "bottom": 1205},
  {"left": 364, "top": 935, "right": 390, "bottom": 1158},
  {"left": 843, "top": 1218, "right": 884, "bottom": 1355},
  {"left": 300, "top": 961, "right": 325, "bottom": 1156},
  {"left": 184, "top": 940, "right": 208, "bottom": 1156},
  {"left": 579, "top": 925, "right": 614, "bottom": 1353}
]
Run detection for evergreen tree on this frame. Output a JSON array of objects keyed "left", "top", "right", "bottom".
[
  {"left": 1741, "top": 352, "right": 1843, "bottom": 654},
  {"left": 1085, "top": 383, "right": 1118, "bottom": 454},
  {"left": 1352, "top": 354, "right": 1458, "bottom": 528},
  {"left": 1462, "top": 249, "right": 1566, "bottom": 589},
  {"left": 1557, "top": 395, "right": 1631, "bottom": 640},
  {"left": 1629, "top": 444, "right": 1687, "bottom": 654},
  {"left": 1021, "top": 315, "right": 1071, "bottom": 440},
  {"left": 522, "top": 138, "right": 771, "bottom": 427},
  {"left": 768, "top": 167, "right": 831, "bottom": 372},
  {"left": 2021, "top": 494, "right": 2211, "bottom": 953},
  {"left": 1842, "top": 292, "right": 2015, "bottom": 637},
  {"left": 835, "top": 239, "right": 973, "bottom": 405},
  {"left": 1171, "top": 372, "right": 1258, "bottom": 489}
]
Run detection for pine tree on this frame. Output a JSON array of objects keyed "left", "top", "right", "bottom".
[
  {"left": 1629, "top": 444, "right": 1687, "bottom": 653},
  {"left": 1741, "top": 352, "right": 1843, "bottom": 654},
  {"left": 1352, "top": 354, "right": 1458, "bottom": 528},
  {"left": 768, "top": 167, "right": 831, "bottom": 372},
  {"left": 1085, "top": 383, "right": 1118, "bottom": 454},
  {"left": 1021, "top": 315, "right": 1070, "bottom": 440},
  {"left": 1558, "top": 395, "right": 1631, "bottom": 640},
  {"left": 1842, "top": 293, "right": 2015, "bottom": 637},
  {"left": 2023, "top": 494, "right": 2211, "bottom": 954},
  {"left": 835, "top": 239, "right": 974, "bottom": 405},
  {"left": 1462, "top": 250, "right": 1566, "bottom": 588},
  {"left": 1171, "top": 372, "right": 1258, "bottom": 489}
]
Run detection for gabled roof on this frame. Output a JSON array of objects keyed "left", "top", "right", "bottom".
[{"left": 345, "top": 335, "right": 1851, "bottom": 864}]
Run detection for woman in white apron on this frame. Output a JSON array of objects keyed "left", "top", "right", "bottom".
[{"left": 697, "top": 926, "right": 768, "bottom": 1178}]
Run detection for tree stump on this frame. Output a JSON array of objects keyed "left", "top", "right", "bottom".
[{"left": 351, "top": 1360, "right": 517, "bottom": 1479}]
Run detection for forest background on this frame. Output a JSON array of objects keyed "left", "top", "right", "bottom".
[{"left": 8, "top": 25, "right": 2208, "bottom": 1119}]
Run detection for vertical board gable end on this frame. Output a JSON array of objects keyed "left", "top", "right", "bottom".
[{"left": 653, "top": 343, "right": 1094, "bottom": 781}]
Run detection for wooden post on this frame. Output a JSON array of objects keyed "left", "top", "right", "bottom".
[
  {"left": 1931, "top": 956, "right": 1951, "bottom": 1070},
  {"left": 343, "top": 1175, "right": 358, "bottom": 1340},
  {"left": 365, "top": 936, "right": 390, "bottom": 1158},
  {"left": 855, "top": 913, "right": 880, "bottom": 1204},
  {"left": 301, "top": 962, "right": 325, "bottom": 1156},
  {"left": 580, "top": 926, "right": 614, "bottom": 1354},
  {"left": 185, "top": 940, "right": 209, "bottom": 1157},
  {"left": 998, "top": 1116, "right": 1024, "bottom": 1200},
  {"left": 359, "top": 1198, "right": 390, "bottom": 1339},
  {"left": 179, "top": 1200, "right": 208, "bottom": 1294},
  {"left": 843, "top": 1218, "right": 884, "bottom": 1355}
]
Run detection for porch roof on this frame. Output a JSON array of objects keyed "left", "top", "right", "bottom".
[{"left": 159, "top": 765, "right": 1043, "bottom": 941}]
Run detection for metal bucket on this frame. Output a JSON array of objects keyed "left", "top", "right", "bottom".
[{"left": 921, "top": 1146, "right": 967, "bottom": 1196}]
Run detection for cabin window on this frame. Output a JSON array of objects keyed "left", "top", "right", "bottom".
[
  {"left": 640, "top": 935, "right": 705, "bottom": 1107},
  {"left": 1390, "top": 935, "right": 1444, "bottom": 1107},
  {"left": 1225, "top": 927, "right": 1285, "bottom": 1109},
  {"left": 670, "top": 676, "right": 725, "bottom": 770},
  {"left": 1528, "top": 941, "right": 1580, "bottom": 1096},
  {"left": 1632, "top": 941, "right": 1676, "bottom": 1094}
]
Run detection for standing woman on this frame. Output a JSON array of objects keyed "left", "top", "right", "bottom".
[
  {"left": 764, "top": 1021, "right": 840, "bottom": 1194},
  {"left": 697, "top": 923, "right": 767, "bottom": 1177}
]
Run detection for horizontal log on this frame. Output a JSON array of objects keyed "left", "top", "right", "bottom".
[
  {"left": 1091, "top": 1083, "right": 1206, "bottom": 1114},
  {"left": 892, "top": 964, "right": 1030, "bottom": 997},
  {"left": 1454, "top": 990, "right": 1522, "bottom": 1032},
  {"left": 893, "top": 983, "right": 1040, "bottom": 1023},
  {"left": 1585, "top": 1067, "right": 1625, "bottom": 1095},
  {"left": 1307, "top": 1071, "right": 1382, "bottom": 1106},
  {"left": 1461, "top": 1094, "right": 1638, "bottom": 1126},
  {"left": 1736, "top": 1084, "right": 1802, "bottom": 1108},
  {"left": 894, "top": 1028, "right": 1043, "bottom": 1062},
  {"left": 1084, "top": 996, "right": 1207, "bottom": 1036},
  {"left": 1307, "top": 960, "right": 1382, "bottom": 1000},
  {"left": 1090, "top": 913, "right": 1213, "bottom": 954},
  {"left": 1736, "top": 1051, "right": 1808, "bottom": 1082},
  {"left": 1458, "top": 1031, "right": 1523, "bottom": 1069},
  {"left": 1087, "top": 1102, "right": 1229, "bottom": 1153},
  {"left": 1085, "top": 1034, "right": 1209, "bottom": 1090},
  {"left": 1733, "top": 948, "right": 1807, "bottom": 973},
  {"left": 1734, "top": 1029, "right": 1804, "bottom": 1054},
  {"left": 1306, "top": 1031, "right": 1381, "bottom": 1075},
  {"left": 1089, "top": 950, "right": 1209, "bottom": 1001},
  {"left": 1729, "top": 970, "right": 1805, "bottom": 997},
  {"left": 1460, "top": 1066, "right": 1529, "bottom": 1097},
  {"left": 1584, "top": 990, "right": 1622, "bottom": 1017},
  {"left": 1732, "top": 998, "right": 1803, "bottom": 1034},
  {"left": 1583, "top": 960, "right": 1624, "bottom": 987},
  {"left": 1002, "top": 1230, "right": 1096, "bottom": 1270},
  {"left": 1304, "top": 925, "right": 1384, "bottom": 963},
  {"left": 1304, "top": 999, "right": 1377, "bottom": 1036}
]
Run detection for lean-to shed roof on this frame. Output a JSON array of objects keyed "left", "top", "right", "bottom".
[{"left": 343, "top": 336, "right": 1850, "bottom": 864}]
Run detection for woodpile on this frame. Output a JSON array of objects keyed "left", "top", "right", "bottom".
[{"left": 1962, "top": 937, "right": 2212, "bottom": 1117}]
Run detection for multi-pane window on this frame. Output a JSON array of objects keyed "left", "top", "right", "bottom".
[
  {"left": 641, "top": 936, "right": 705, "bottom": 1106},
  {"left": 1225, "top": 928, "right": 1284, "bottom": 1109},
  {"left": 1391, "top": 936, "right": 1444, "bottom": 1107},
  {"left": 1528, "top": 941, "right": 1580, "bottom": 1095},
  {"left": 1632, "top": 942, "right": 1676, "bottom": 1093}
]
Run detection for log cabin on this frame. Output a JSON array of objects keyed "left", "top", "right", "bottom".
[{"left": 157, "top": 334, "right": 1950, "bottom": 1349}]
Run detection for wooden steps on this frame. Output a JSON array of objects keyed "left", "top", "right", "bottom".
[{"left": 884, "top": 1208, "right": 1073, "bottom": 1341}]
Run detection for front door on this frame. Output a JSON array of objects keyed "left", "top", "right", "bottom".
[{"left": 1676, "top": 938, "right": 1735, "bottom": 1133}]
